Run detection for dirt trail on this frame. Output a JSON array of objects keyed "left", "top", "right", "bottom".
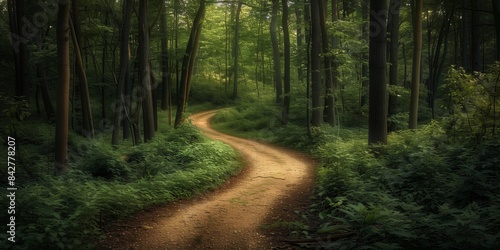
[{"left": 100, "top": 110, "right": 316, "bottom": 249}]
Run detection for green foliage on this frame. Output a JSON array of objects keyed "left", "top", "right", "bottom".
[
  {"left": 444, "top": 64, "right": 500, "bottom": 141},
  {"left": 213, "top": 104, "right": 500, "bottom": 249},
  {"left": 0, "top": 121, "right": 241, "bottom": 249}
]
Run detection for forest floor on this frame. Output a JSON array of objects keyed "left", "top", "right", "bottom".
[{"left": 98, "top": 110, "right": 317, "bottom": 249}]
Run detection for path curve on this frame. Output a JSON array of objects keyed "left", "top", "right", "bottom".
[{"left": 101, "top": 110, "right": 316, "bottom": 249}]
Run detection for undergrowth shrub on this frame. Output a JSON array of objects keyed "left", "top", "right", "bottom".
[{"left": 0, "top": 122, "right": 241, "bottom": 249}]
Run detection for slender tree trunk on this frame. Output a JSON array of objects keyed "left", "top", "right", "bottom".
[
  {"left": 71, "top": 0, "right": 94, "bottom": 138},
  {"left": 387, "top": 0, "right": 400, "bottom": 132},
  {"left": 409, "top": 0, "right": 422, "bottom": 129},
  {"left": 233, "top": 1, "right": 243, "bottom": 99},
  {"left": 282, "top": 0, "right": 291, "bottom": 124},
  {"left": 112, "top": 0, "right": 133, "bottom": 148},
  {"left": 360, "top": 0, "right": 369, "bottom": 109},
  {"left": 461, "top": 0, "right": 469, "bottom": 70},
  {"left": 160, "top": 1, "right": 172, "bottom": 126},
  {"left": 368, "top": 0, "right": 388, "bottom": 144},
  {"left": 494, "top": 0, "right": 500, "bottom": 61},
  {"left": 319, "top": 0, "right": 335, "bottom": 126},
  {"left": 296, "top": 5, "right": 304, "bottom": 81},
  {"left": 174, "top": 0, "right": 206, "bottom": 128},
  {"left": 470, "top": 0, "right": 481, "bottom": 72},
  {"left": 139, "top": 0, "right": 155, "bottom": 142},
  {"left": 8, "top": 0, "right": 29, "bottom": 100},
  {"left": 271, "top": 0, "right": 282, "bottom": 105},
  {"left": 311, "top": 0, "right": 322, "bottom": 127},
  {"left": 55, "top": 0, "right": 71, "bottom": 175}
]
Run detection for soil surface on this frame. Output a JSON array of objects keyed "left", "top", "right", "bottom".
[{"left": 99, "top": 110, "right": 317, "bottom": 249}]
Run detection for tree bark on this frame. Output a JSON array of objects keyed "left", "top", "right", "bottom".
[
  {"left": 282, "top": 0, "right": 291, "bottom": 124},
  {"left": 494, "top": 0, "right": 500, "bottom": 61},
  {"left": 55, "top": 0, "right": 71, "bottom": 175},
  {"left": 311, "top": 0, "right": 322, "bottom": 127},
  {"left": 160, "top": 0, "right": 172, "bottom": 126},
  {"left": 174, "top": 0, "right": 206, "bottom": 128},
  {"left": 387, "top": 0, "right": 400, "bottom": 132},
  {"left": 271, "top": 0, "right": 283, "bottom": 105},
  {"left": 360, "top": 0, "right": 369, "bottom": 109},
  {"left": 470, "top": 0, "right": 481, "bottom": 72},
  {"left": 319, "top": 0, "right": 335, "bottom": 126},
  {"left": 233, "top": 1, "right": 243, "bottom": 99},
  {"left": 409, "top": 0, "right": 422, "bottom": 129},
  {"left": 368, "top": 0, "right": 388, "bottom": 144},
  {"left": 8, "top": 0, "right": 29, "bottom": 100},
  {"left": 138, "top": 0, "right": 155, "bottom": 142},
  {"left": 112, "top": 0, "right": 134, "bottom": 148},
  {"left": 71, "top": 0, "right": 94, "bottom": 138}
]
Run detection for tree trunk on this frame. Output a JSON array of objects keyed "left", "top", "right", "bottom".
[
  {"left": 233, "top": 1, "right": 243, "bottom": 99},
  {"left": 295, "top": 5, "right": 304, "bottom": 81},
  {"left": 319, "top": 0, "right": 335, "bottom": 126},
  {"left": 174, "top": 0, "right": 206, "bottom": 128},
  {"left": 282, "top": 0, "right": 291, "bottom": 124},
  {"left": 461, "top": 0, "right": 469, "bottom": 70},
  {"left": 160, "top": 0, "right": 172, "bottom": 127},
  {"left": 8, "top": 0, "right": 29, "bottom": 100},
  {"left": 55, "top": 0, "right": 71, "bottom": 175},
  {"left": 368, "top": 0, "right": 388, "bottom": 144},
  {"left": 470, "top": 0, "right": 481, "bottom": 72},
  {"left": 311, "top": 0, "right": 322, "bottom": 127},
  {"left": 71, "top": 0, "right": 94, "bottom": 138},
  {"left": 387, "top": 0, "right": 400, "bottom": 132},
  {"left": 138, "top": 0, "right": 155, "bottom": 142},
  {"left": 360, "top": 0, "right": 369, "bottom": 109},
  {"left": 409, "top": 0, "right": 422, "bottom": 129},
  {"left": 112, "top": 0, "right": 133, "bottom": 148},
  {"left": 494, "top": 0, "right": 500, "bottom": 61},
  {"left": 271, "top": 0, "right": 282, "bottom": 105}
]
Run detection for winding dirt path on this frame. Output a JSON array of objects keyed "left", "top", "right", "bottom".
[{"left": 100, "top": 110, "right": 316, "bottom": 249}]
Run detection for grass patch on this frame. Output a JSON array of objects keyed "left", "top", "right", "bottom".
[
  {"left": 0, "top": 116, "right": 242, "bottom": 249},
  {"left": 211, "top": 102, "right": 500, "bottom": 249}
]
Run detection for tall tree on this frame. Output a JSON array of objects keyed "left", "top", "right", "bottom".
[
  {"left": 360, "top": 0, "right": 369, "bottom": 108},
  {"left": 409, "top": 0, "right": 423, "bottom": 129},
  {"left": 387, "top": 0, "right": 401, "bottom": 132},
  {"left": 139, "top": 0, "right": 155, "bottom": 142},
  {"left": 7, "top": 0, "right": 29, "bottom": 100},
  {"left": 160, "top": 0, "right": 172, "bottom": 125},
  {"left": 319, "top": 0, "right": 335, "bottom": 126},
  {"left": 494, "top": 0, "right": 500, "bottom": 61},
  {"left": 174, "top": 0, "right": 206, "bottom": 128},
  {"left": 233, "top": 1, "right": 243, "bottom": 99},
  {"left": 282, "top": 0, "right": 291, "bottom": 123},
  {"left": 470, "top": 0, "right": 481, "bottom": 72},
  {"left": 311, "top": 0, "right": 322, "bottom": 127},
  {"left": 55, "top": 0, "right": 71, "bottom": 175},
  {"left": 112, "top": 0, "right": 134, "bottom": 148},
  {"left": 271, "top": 0, "right": 283, "bottom": 105},
  {"left": 71, "top": 0, "right": 94, "bottom": 138},
  {"left": 368, "top": 0, "right": 388, "bottom": 144}
]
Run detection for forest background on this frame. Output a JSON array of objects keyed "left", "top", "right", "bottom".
[{"left": 0, "top": 0, "right": 499, "bottom": 248}]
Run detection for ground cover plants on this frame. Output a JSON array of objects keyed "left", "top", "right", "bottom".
[
  {"left": 0, "top": 112, "right": 242, "bottom": 249},
  {"left": 211, "top": 100, "right": 500, "bottom": 249}
]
